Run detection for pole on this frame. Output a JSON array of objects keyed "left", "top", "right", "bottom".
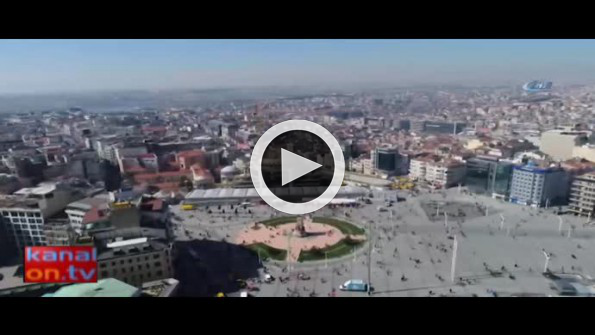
[
  {"left": 499, "top": 214, "right": 505, "bottom": 231},
  {"left": 558, "top": 216, "right": 563, "bottom": 233},
  {"left": 367, "top": 220, "right": 373, "bottom": 296},
  {"left": 287, "top": 230, "right": 292, "bottom": 273},
  {"left": 542, "top": 251, "right": 550, "bottom": 273},
  {"left": 450, "top": 235, "right": 458, "bottom": 282},
  {"left": 325, "top": 252, "right": 328, "bottom": 269},
  {"left": 436, "top": 203, "right": 440, "bottom": 217},
  {"left": 444, "top": 212, "right": 448, "bottom": 229},
  {"left": 567, "top": 225, "right": 572, "bottom": 239},
  {"left": 485, "top": 206, "right": 489, "bottom": 217}
]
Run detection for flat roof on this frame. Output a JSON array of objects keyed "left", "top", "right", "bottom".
[
  {"left": 14, "top": 184, "right": 56, "bottom": 196},
  {"left": 107, "top": 237, "right": 148, "bottom": 249},
  {"left": 43, "top": 279, "right": 140, "bottom": 297},
  {"left": 185, "top": 186, "right": 367, "bottom": 201}
]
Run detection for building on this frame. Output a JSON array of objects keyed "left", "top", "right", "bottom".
[
  {"left": 349, "top": 156, "right": 373, "bottom": 175},
  {"left": 141, "top": 278, "right": 179, "bottom": 297},
  {"left": 568, "top": 173, "right": 595, "bottom": 217},
  {"left": 572, "top": 145, "right": 595, "bottom": 163},
  {"left": 509, "top": 162, "right": 569, "bottom": 208},
  {"left": 0, "top": 183, "right": 85, "bottom": 253},
  {"left": 43, "top": 278, "right": 141, "bottom": 297},
  {"left": 43, "top": 218, "right": 75, "bottom": 246},
  {"left": 409, "top": 155, "right": 466, "bottom": 188},
  {"left": 423, "top": 121, "right": 466, "bottom": 135},
  {"left": 540, "top": 129, "right": 589, "bottom": 161},
  {"left": 0, "top": 173, "right": 21, "bottom": 195},
  {"left": 372, "top": 147, "right": 399, "bottom": 175},
  {"left": 65, "top": 197, "right": 110, "bottom": 235},
  {"left": 0, "top": 219, "right": 14, "bottom": 265},
  {"left": 176, "top": 150, "right": 206, "bottom": 170},
  {"left": 96, "top": 234, "right": 173, "bottom": 288},
  {"left": 465, "top": 156, "right": 514, "bottom": 199},
  {"left": 185, "top": 186, "right": 367, "bottom": 206}
]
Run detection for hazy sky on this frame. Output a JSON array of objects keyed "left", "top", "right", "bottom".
[{"left": 0, "top": 39, "right": 593, "bottom": 94}]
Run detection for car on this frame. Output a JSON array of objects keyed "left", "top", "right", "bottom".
[
  {"left": 339, "top": 279, "right": 370, "bottom": 292},
  {"left": 0, "top": 273, "right": 3, "bottom": 281}
]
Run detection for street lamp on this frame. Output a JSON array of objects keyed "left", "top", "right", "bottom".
[
  {"left": 558, "top": 216, "right": 563, "bottom": 233},
  {"left": 499, "top": 214, "right": 505, "bottom": 231},
  {"left": 450, "top": 235, "right": 458, "bottom": 282},
  {"left": 542, "top": 250, "right": 551, "bottom": 273}
]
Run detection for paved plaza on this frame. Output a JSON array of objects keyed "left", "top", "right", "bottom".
[{"left": 169, "top": 186, "right": 595, "bottom": 297}]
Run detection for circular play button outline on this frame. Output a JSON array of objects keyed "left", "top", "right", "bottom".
[{"left": 250, "top": 120, "right": 345, "bottom": 215}]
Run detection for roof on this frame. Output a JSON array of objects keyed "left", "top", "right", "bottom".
[
  {"left": 15, "top": 184, "right": 56, "bottom": 196},
  {"left": 43, "top": 279, "right": 140, "bottom": 297},
  {"left": 185, "top": 186, "right": 367, "bottom": 201},
  {"left": 67, "top": 197, "right": 110, "bottom": 212},
  {"left": 107, "top": 237, "right": 148, "bottom": 248},
  {"left": 97, "top": 239, "right": 169, "bottom": 261}
]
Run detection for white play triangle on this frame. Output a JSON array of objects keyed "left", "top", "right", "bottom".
[{"left": 281, "top": 148, "right": 322, "bottom": 186}]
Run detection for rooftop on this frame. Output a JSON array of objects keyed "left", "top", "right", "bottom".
[
  {"left": 14, "top": 184, "right": 56, "bottom": 196},
  {"left": 43, "top": 279, "right": 140, "bottom": 297}
]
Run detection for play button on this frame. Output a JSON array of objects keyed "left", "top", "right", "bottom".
[
  {"left": 281, "top": 149, "right": 322, "bottom": 186},
  {"left": 250, "top": 120, "right": 345, "bottom": 215}
]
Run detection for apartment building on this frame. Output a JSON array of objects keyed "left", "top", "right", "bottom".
[{"left": 568, "top": 172, "right": 595, "bottom": 217}]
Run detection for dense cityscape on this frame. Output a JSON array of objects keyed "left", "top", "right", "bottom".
[{"left": 2, "top": 40, "right": 595, "bottom": 297}]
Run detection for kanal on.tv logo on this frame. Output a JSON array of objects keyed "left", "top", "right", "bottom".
[{"left": 24, "top": 246, "right": 98, "bottom": 283}]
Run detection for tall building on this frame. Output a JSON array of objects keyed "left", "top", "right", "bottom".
[
  {"left": 509, "top": 162, "right": 569, "bottom": 207},
  {"left": 0, "top": 183, "right": 85, "bottom": 253},
  {"left": 568, "top": 173, "right": 595, "bottom": 217},
  {"left": 372, "top": 147, "right": 400, "bottom": 175},
  {"left": 466, "top": 156, "right": 514, "bottom": 199},
  {"left": 540, "top": 129, "right": 589, "bottom": 161}
]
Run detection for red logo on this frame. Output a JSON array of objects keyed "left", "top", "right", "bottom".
[{"left": 24, "top": 246, "right": 97, "bottom": 283}]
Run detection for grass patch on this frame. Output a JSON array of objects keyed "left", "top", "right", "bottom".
[
  {"left": 311, "top": 217, "right": 365, "bottom": 235},
  {"left": 258, "top": 216, "right": 298, "bottom": 227},
  {"left": 246, "top": 243, "right": 287, "bottom": 261},
  {"left": 298, "top": 237, "right": 364, "bottom": 262}
]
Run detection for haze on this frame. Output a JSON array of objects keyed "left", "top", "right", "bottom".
[{"left": 0, "top": 39, "right": 594, "bottom": 95}]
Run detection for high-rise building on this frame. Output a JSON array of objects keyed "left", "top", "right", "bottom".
[
  {"left": 568, "top": 173, "right": 595, "bottom": 217},
  {"left": 372, "top": 147, "right": 400, "bottom": 175},
  {"left": 466, "top": 156, "right": 514, "bottom": 199},
  {"left": 509, "top": 162, "right": 569, "bottom": 207}
]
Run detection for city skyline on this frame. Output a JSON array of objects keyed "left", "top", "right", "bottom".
[{"left": 1, "top": 39, "right": 595, "bottom": 94}]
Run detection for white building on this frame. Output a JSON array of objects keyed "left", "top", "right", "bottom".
[
  {"left": 0, "top": 183, "right": 85, "bottom": 252},
  {"left": 409, "top": 156, "right": 466, "bottom": 188}
]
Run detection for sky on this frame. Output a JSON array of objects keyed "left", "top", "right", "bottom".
[{"left": 0, "top": 39, "right": 593, "bottom": 94}]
